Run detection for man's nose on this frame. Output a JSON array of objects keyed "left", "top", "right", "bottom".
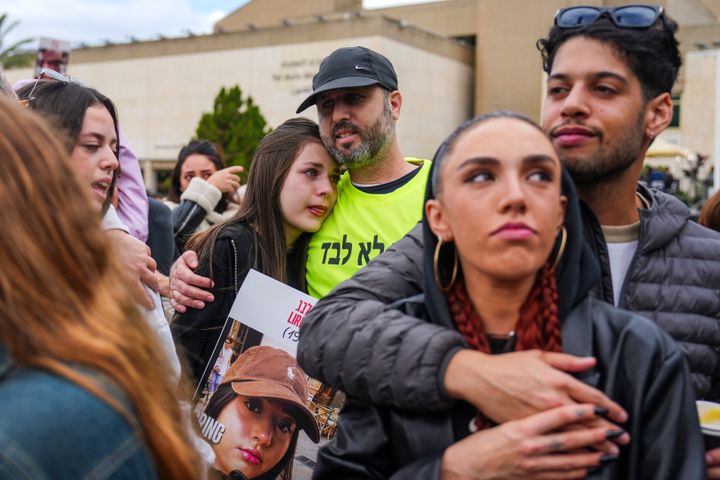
[
  {"left": 331, "top": 101, "right": 351, "bottom": 124},
  {"left": 560, "top": 85, "right": 590, "bottom": 120}
]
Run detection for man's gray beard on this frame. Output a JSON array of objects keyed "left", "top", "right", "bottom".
[
  {"left": 564, "top": 118, "right": 644, "bottom": 186},
  {"left": 326, "top": 106, "right": 394, "bottom": 170}
]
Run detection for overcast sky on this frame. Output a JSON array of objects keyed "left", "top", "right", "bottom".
[{"left": 3, "top": 0, "right": 437, "bottom": 49}]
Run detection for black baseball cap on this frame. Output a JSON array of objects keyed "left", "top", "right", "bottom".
[{"left": 296, "top": 46, "right": 398, "bottom": 113}]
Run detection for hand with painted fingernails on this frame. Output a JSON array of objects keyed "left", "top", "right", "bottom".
[{"left": 440, "top": 403, "right": 622, "bottom": 480}]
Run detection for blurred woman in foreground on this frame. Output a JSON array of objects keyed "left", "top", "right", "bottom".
[{"left": 0, "top": 97, "right": 199, "bottom": 477}]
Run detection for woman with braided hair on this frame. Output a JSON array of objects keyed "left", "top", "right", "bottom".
[{"left": 310, "top": 112, "right": 704, "bottom": 479}]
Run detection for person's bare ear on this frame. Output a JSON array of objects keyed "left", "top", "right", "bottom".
[
  {"left": 644, "top": 92, "right": 673, "bottom": 140},
  {"left": 426, "top": 198, "right": 453, "bottom": 241},
  {"left": 388, "top": 90, "right": 402, "bottom": 121}
]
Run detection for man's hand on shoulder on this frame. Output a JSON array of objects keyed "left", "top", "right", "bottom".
[{"left": 169, "top": 250, "right": 214, "bottom": 313}]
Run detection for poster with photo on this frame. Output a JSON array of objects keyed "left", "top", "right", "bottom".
[{"left": 193, "top": 269, "right": 341, "bottom": 478}]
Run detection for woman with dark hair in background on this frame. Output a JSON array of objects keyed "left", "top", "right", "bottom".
[
  {"left": 167, "top": 140, "right": 244, "bottom": 255},
  {"left": 172, "top": 118, "right": 339, "bottom": 384},
  {"left": 202, "top": 346, "right": 319, "bottom": 480},
  {"left": 306, "top": 112, "right": 704, "bottom": 479},
  {"left": 0, "top": 96, "right": 200, "bottom": 478}
]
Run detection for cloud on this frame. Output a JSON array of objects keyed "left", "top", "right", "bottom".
[
  {"left": 1, "top": 0, "right": 442, "bottom": 49},
  {"left": 207, "top": 10, "right": 227, "bottom": 23},
  {"left": 3, "top": 0, "right": 225, "bottom": 48}
]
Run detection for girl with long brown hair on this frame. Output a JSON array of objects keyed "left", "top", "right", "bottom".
[
  {"left": 0, "top": 98, "right": 199, "bottom": 477},
  {"left": 172, "top": 117, "right": 339, "bottom": 384},
  {"left": 305, "top": 112, "right": 704, "bottom": 479},
  {"left": 17, "top": 77, "right": 182, "bottom": 383}
]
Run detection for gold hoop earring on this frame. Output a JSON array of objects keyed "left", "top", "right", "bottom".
[
  {"left": 434, "top": 236, "right": 458, "bottom": 293},
  {"left": 550, "top": 226, "right": 567, "bottom": 272}
]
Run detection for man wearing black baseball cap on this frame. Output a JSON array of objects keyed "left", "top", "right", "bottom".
[
  {"left": 167, "top": 46, "right": 430, "bottom": 306},
  {"left": 297, "top": 46, "right": 431, "bottom": 299},
  {"left": 296, "top": 46, "right": 399, "bottom": 114}
]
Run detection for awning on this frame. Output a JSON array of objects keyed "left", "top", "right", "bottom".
[{"left": 646, "top": 138, "right": 693, "bottom": 158}]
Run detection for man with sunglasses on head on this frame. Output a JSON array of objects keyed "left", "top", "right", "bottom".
[
  {"left": 297, "top": 4, "right": 720, "bottom": 477},
  {"left": 542, "top": 5, "right": 720, "bottom": 399}
]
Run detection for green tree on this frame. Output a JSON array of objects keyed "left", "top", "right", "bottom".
[
  {"left": 0, "top": 13, "right": 33, "bottom": 69},
  {"left": 196, "top": 85, "right": 271, "bottom": 181}
]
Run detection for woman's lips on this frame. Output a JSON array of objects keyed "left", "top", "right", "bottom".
[
  {"left": 491, "top": 223, "right": 536, "bottom": 241},
  {"left": 308, "top": 205, "right": 328, "bottom": 218},
  {"left": 239, "top": 448, "right": 262, "bottom": 465},
  {"left": 90, "top": 179, "right": 110, "bottom": 201}
]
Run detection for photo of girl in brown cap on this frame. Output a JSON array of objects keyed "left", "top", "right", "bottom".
[{"left": 203, "top": 345, "right": 320, "bottom": 479}]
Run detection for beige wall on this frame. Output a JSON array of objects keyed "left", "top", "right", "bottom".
[
  {"left": 473, "top": 0, "right": 586, "bottom": 120},
  {"left": 216, "top": 0, "right": 362, "bottom": 31},
  {"left": 371, "top": 0, "right": 477, "bottom": 38},
  {"left": 7, "top": 34, "right": 472, "bottom": 187},
  {"left": 681, "top": 50, "right": 718, "bottom": 157}
]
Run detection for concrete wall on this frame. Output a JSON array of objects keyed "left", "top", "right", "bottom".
[
  {"left": 682, "top": 50, "right": 718, "bottom": 157},
  {"left": 371, "top": 0, "right": 477, "bottom": 38},
  {"left": 216, "top": 0, "right": 362, "bottom": 31},
  {"left": 473, "top": 0, "right": 579, "bottom": 120}
]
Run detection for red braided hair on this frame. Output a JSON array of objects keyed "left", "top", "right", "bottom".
[
  {"left": 447, "top": 262, "right": 562, "bottom": 431},
  {"left": 448, "top": 262, "right": 562, "bottom": 353}
]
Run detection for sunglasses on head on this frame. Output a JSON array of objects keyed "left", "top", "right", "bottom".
[
  {"left": 18, "top": 68, "right": 86, "bottom": 108},
  {"left": 554, "top": 5, "right": 664, "bottom": 29}
]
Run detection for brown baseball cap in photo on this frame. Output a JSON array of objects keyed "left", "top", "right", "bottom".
[
  {"left": 220, "top": 345, "right": 320, "bottom": 443},
  {"left": 296, "top": 46, "right": 398, "bottom": 113}
]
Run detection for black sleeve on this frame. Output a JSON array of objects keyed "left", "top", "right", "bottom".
[
  {"left": 172, "top": 200, "right": 209, "bottom": 254},
  {"left": 704, "top": 362, "right": 720, "bottom": 402},
  {"left": 313, "top": 398, "right": 395, "bottom": 479},
  {"left": 171, "top": 232, "right": 253, "bottom": 384},
  {"left": 146, "top": 198, "right": 175, "bottom": 274},
  {"left": 636, "top": 346, "right": 706, "bottom": 480},
  {"left": 298, "top": 225, "right": 465, "bottom": 412},
  {"left": 314, "top": 398, "right": 442, "bottom": 480}
]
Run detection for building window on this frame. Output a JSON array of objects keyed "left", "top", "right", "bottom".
[{"left": 452, "top": 35, "right": 476, "bottom": 47}]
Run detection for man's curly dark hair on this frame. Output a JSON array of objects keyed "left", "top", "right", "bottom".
[{"left": 537, "top": 12, "right": 682, "bottom": 101}]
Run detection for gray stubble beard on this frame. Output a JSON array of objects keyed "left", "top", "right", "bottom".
[{"left": 323, "top": 101, "right": 394, "bottom": 171}]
